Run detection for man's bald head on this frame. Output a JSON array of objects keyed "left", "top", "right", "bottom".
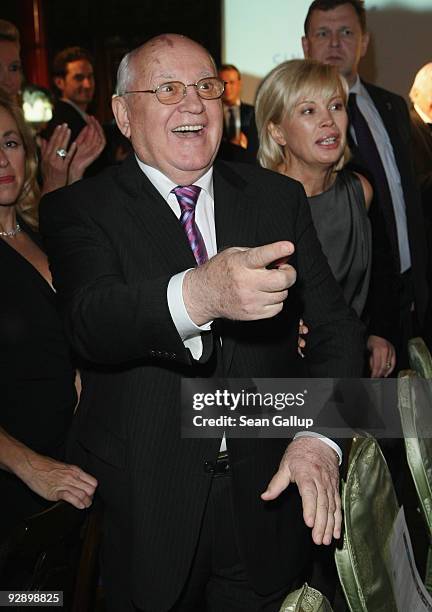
[
  {"left": 410, "top": 63, "right": 432, "bottom": 121},
  {"left": 115, "top": 34, "right": 216, "bottom": 96}
]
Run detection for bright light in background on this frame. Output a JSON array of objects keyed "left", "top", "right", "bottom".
[{"left": 22, "top": 86, "right": 53, "bottom": 123}]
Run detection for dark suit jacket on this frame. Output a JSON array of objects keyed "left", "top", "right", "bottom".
[
  {"left": 348, "top": 81, "right": 429, "bottom": 336},
  {"left": 39, "top": 156, "right": 364, "bottom": 610},
  {"left": 221, "top": 101, "right": 259, "bottom": 160},
  {"left": 410, "top": 108, "right": 432, "bottom": 343},
  {"left": 410, "top": 107, "right": 432, "bottom": 204},
  {"left": 43, "top": 100, "right": 87, "bottom": 143}
]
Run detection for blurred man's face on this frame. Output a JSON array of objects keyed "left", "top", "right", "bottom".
[
  {"left": 112, "top": 35, "right": 223, "bottom": 185},
  {"left": 302, "top": 4, "right": 369, "bottom": 87},
  {"left": 413, "top": 77, "right": 432, "bottom": 120},
  {"left": 55, "top": 59, "right": 95, "bottom": 111},
  {"left": 0, "top": 41, "right": 22, "bottom": 100},
  {"left": 219, "top": 68, "right": 242, "bottom": 106}
]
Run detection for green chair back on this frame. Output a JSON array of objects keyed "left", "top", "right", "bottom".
[
  {"left": 398, "top": 366, "right": 432, "bottom": 594},
  {"left": 335, "top": 435, "right": 399, "bottom": 612},
  {"left": 279, "top": 583, "right": 333, "bottom": 611},
  {"left": 408, "top": 337, "right": 432, "bottom": 379}
]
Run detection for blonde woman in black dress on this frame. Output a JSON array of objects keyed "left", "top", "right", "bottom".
[
  {"left": 256, "top": 59, "right": 396, "bottom": 378},
  {"left": 0, "top": 91, "right": 97, "bottom": 536}
]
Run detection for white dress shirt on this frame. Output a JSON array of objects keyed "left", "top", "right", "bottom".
[
  {"left": 350, "top": 77, "right": 411, "bottom": 273},
  {"left": 136, "top": 156, "right": 342, "bottom": 464}
]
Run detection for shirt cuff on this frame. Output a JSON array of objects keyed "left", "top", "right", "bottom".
[
  {"left": 167, "top": 270, "right": 212, "bottom": 341},
  {"left": 293, "top": 431, "right": 342, "bottom": 466}
]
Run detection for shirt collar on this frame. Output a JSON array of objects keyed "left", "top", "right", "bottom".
[
  {"left": 349, "top": 75, "right": 374, "bottom": 107},
  {"left": 135, "top": 156, "right": 214, "bottom": 201},
  {"left": 349, "top": 75, "right": 362, "bottom": 95},
  {"left": 414, "top": 103, "right": 432, "bottom": 125},
  {"left": 223, "top": 100, "right": 241, "bottom": 110}
]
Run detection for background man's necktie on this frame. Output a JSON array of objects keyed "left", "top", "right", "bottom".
[
  {"left": 227, "top": 107, "right": 237, "bottom": 140},
  {"left": 172, "top": 185, "right": 208, "bottom": 265},
  {"left": 347, "top": 93, "right": 398, "bottom": 265},
  {"left": 347, "top": 94, "right": 393, "bottom": 202}
]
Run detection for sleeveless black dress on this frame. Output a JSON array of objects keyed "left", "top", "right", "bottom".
[
  {"left": 0, "top": 218, "right": 77, "bottom": 536},
  {"left": 308, "top": 170, "right": 371, "bottom": 317}
]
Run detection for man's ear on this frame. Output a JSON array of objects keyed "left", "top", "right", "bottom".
[
  {"left": 54, "top": 76, "right": 65, "bottom": 94},
  {"left": 112, "top": 96, "right": 131, "bottom": 139},
  {"left": 301, "top": 36, "right": 310, "bottom": 58},
  {"left": 268, "top": 121, "right": 286, "bottom": 147},
  {"left": 360, "top": 32, "right": 370, "bottom": 59}
]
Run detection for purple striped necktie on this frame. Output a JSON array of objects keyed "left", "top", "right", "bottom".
[{"left": 172, "top": 185, "right": 208, "bottom": 265}]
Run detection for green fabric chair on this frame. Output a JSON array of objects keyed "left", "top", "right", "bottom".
[
  {"left": 279, "top": 583, "right": 333, "bottom": 611},
  {"left": 408, "top": 337, "right": 432, "bottom": 379},
  {"left": 334, "top": 435, "right": 399, "bottom": 611},
  {"left": 398, "top": 366, "right": 432, "bottom": 594}
]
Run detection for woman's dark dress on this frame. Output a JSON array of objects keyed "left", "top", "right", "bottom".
[
  {"left": 0, "top": 219, "right": 76, "bottom": 536},
  {"left": 308, "top": 169, "right": 371, "bottom": 317}
]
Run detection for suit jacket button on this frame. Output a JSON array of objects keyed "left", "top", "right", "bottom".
[{"left": 204, "top": 461, "right": 215, "bottom": 474}]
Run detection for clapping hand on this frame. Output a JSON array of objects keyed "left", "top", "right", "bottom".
[
  {"left": 68, "top": 116, "right": 106, "bottom": 184},
  {"left": 39, "top": 123, "right": 77, "bottom": 195},
  {"left": 39, "top": 117, "right": 106, "bottom": 195}
]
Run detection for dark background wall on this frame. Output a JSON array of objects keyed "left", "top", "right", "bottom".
[{"left": 2, "top": 0, "right": 222, "bottom": 122}]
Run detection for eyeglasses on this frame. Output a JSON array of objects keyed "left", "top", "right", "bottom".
[{"left": 123, "top": 77, "right": 225, "bottom": 105}]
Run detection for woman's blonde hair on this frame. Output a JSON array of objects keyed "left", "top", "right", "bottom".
[
  {"left": 0, "top": 89, "right": 40, "bottom": 228},
  {"left": 255, "top": 59, "right": 349, "bottom": 172}
]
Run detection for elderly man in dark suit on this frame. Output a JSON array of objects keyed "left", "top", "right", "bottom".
[
  {"left": 409, "top": 62, "right": 432, "bottom": 204},
  {"left": 409, "top": 63, "right": 432, "bottom": 344},
  {"left": 40, "top": 34, "right": 364, "bottom": 612},
  {"left": 302, "top": 0, "right": 429, "bottom": 372}
]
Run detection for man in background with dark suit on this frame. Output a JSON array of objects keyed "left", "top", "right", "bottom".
[
  {"left": 42, "top": 46, "right": 106, "bottom": 176},
  {"left": 45, "top": 47, "right": 96, "bottom": 141},
  {"left": 302, "top": 0, "right": 429, "bottom": 370},
  {"left": 409, "top": 62, "right": 432, "bottom": 205},
  {"left": 40, "top": 34, "right": 364, "bottom": 611},
  {"left": 219, "top": 63, "right": 259, "bottom": 159},
  {"left": 302, "top": 2, "right": 430, "bottom": 577},
  {"left": 409, "top": 63, "right": 432, "bottom": 344}
]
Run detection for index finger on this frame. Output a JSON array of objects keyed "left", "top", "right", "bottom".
[{"left": 245, "top": 241, "right": 294, "bottom": 270}]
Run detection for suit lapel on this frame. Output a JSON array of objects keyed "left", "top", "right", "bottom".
[
  {"left": 115, "top": 157, "right": 259, "bottom": 372},
  {"left": 213, "top": 161, "right": 258, "bottom": 372},
  {"left": 116, "top": 155, "right": 197, "bottom": 273},
  {"left": 363, "top": 81, "right": 410, "bottom": 175},
  {"left": 364, "top": 84, "right": 398, "bottom": 148}
]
